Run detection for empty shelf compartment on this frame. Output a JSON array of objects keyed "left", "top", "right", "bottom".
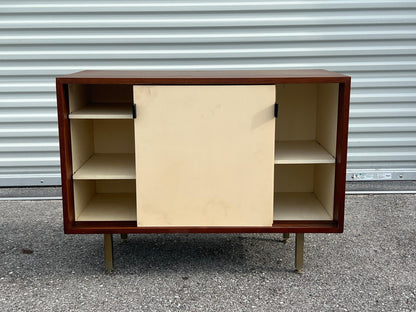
[
  {"left": 76, "top": 193, "right": 136, "bottom": 221},
  {"left": 274, "top": 192, "right": 332, "bottom": 221}
]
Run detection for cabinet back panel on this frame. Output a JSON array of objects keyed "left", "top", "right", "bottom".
[
  {"left": 316, "top": 84, "right": 339, "bottom": 157},
  {"left": 96, "top": 180, "right": 136, "bottom": 193},
  {"left": 93, "top": 120, "right": 134, "bottom": 154},
  {"left": 275, "top": 84, "right": 317, "bottom": 141},
  {"left": 89, "top": 84, "right": 133, "bottom": 104},
  {"left": 274, "top": 164, "right": 314, "bottom": 192}
]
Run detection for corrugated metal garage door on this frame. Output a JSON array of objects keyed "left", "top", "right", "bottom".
[{"left": 0, "top": 0, "right": 415, "bottom": 186}]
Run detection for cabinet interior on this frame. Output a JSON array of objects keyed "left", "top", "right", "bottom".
[
  {"left": 73, "top": 180, "right": 136, "bottom": 221},
  {"left": 275, "top": 83, "right": 338, "bottom": 162},
  {"left": 274, "top": 164, "right": 335, "bottom": 220},
  {"left": 66, "top": 82, "right": 340, "bottom": 225},
  {"left": 68, "top": 83, "right": 136, "bottom": 222},
  {"left": 70, "top": 119, "right": 135, "bottom": 176},
  {"left": 68, "top": 84, "right": 133, "bottom": 119},
  {"left": 274, "top": 83, "right": 339, "bottom": 221}
]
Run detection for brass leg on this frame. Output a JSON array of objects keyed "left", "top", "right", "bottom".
[
  {"left": 120, "top": 233, "right": 128, "bottom": 241},
  {"left": 283, "top": 233, "right": 290, "bottom": 243},
  {"left": 295, "top": 233, "right": 304, "bottom": 274},
  {"left": 104, "top": 234, "right": 113, "bottom": 274}
]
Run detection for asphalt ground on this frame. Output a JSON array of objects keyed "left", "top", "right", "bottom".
[{"left": 0, "top": 194, "right": 415, "bottom": 312}]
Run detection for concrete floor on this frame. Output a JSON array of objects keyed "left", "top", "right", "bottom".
[{"left": 0, "top": 193, "right": 415, "bottom": 311}]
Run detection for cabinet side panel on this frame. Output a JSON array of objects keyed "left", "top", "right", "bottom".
[
  {"left": 314, "top": 164, "right": 335, "bottom": 218},
  {"left": 73, "top": 180, "right": 95, "bottom": 221},
  {"left": 68, "top": 84, "right": 87, "bottom": 113},
  {"left": 57, "top": 82, "right": 75, "bottom": 231},
  {"left": 134, "top": 85, "right": 275, "bottom": 226},
  {"left": 334, "top": 81, "right": 351, "bottom": 231},
  {"left": 70, "top": 120, "right": 94, "bottom": 172},
  {"left": 96, "top": 180, "right": 136, "bottom": 193},
  {"left": 316, "top": 84, "right": 339, "bottom": 156}
]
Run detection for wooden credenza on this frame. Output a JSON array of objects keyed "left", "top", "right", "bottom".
[{"left": 56, "top": 70, "right": 351, "bottom": 273}]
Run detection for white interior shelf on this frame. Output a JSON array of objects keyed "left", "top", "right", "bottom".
[
  {"left": 274, "top": 192, "right": 332, "bottom": 221},
  {"left": 76, "top": 193, "right": 136, "bottom": 221},
  {"left": 73, "top": 153, "right": 135, "bottom": 179},
  {"left": 69, "top": 103, "right": 132, "bottom": 119},
  {"left": 275, "top": 140, "right": 335, "bottom": 164}
]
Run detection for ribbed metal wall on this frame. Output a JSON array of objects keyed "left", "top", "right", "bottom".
[{"left": 0, "top": 0, "right": 415, "bottom": 186}]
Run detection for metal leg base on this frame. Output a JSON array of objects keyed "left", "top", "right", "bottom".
[
  {"left": 104, "top": 234, "right": 113, "bottom": 274},
  {"left": 295, "top": 233, "right": 304, "bottom": 274},
  {"left": 283, "top": 233, "right": 290, "bottom": 244}
]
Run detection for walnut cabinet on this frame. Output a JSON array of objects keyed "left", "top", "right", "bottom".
[{"left": 56, "top": 70, "right": 350, "bottom": 272}]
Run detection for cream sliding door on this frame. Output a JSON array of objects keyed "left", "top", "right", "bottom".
[{"left": 134, "top": 85, "right": 275, "bottom": 226}]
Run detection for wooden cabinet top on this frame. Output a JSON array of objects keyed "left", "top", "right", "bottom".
[{"left": 56, "top": 69, "right": 350, "bottom": 84}]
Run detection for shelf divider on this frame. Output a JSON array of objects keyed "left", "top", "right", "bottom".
[
  {"left": 275, "top": 140, "right": 335, "bottom": 164},
  {"left": 73, "top": 153, "right": 135, "bottom": 180},
  {"left": 69, "top": 103, "right": 133, "bottom": 119}
]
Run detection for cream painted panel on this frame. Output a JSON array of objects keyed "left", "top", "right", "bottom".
[
  {"left": 94, "top": 120, "right": 134, "bottom": 153},
  {"left": 314, "top": 164, "right": 335, "bottom": 217},
  {"left": 73, "top": 180, "right": 95, "bottom": 220},
  {"left": 275, "top": 84, "right": 317, "bottom": 141},
  {"left": 134, "top": 85, "right": 275, "bottom": 226},
  {"left": 274, "top": 164, "right": 314, "bottom": 192},
  {"left": 68, "top": 84, "right": 87, "bottom": 113},
  {"left": 70, "top": 119, "right": 94, "bottom": 173}
]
